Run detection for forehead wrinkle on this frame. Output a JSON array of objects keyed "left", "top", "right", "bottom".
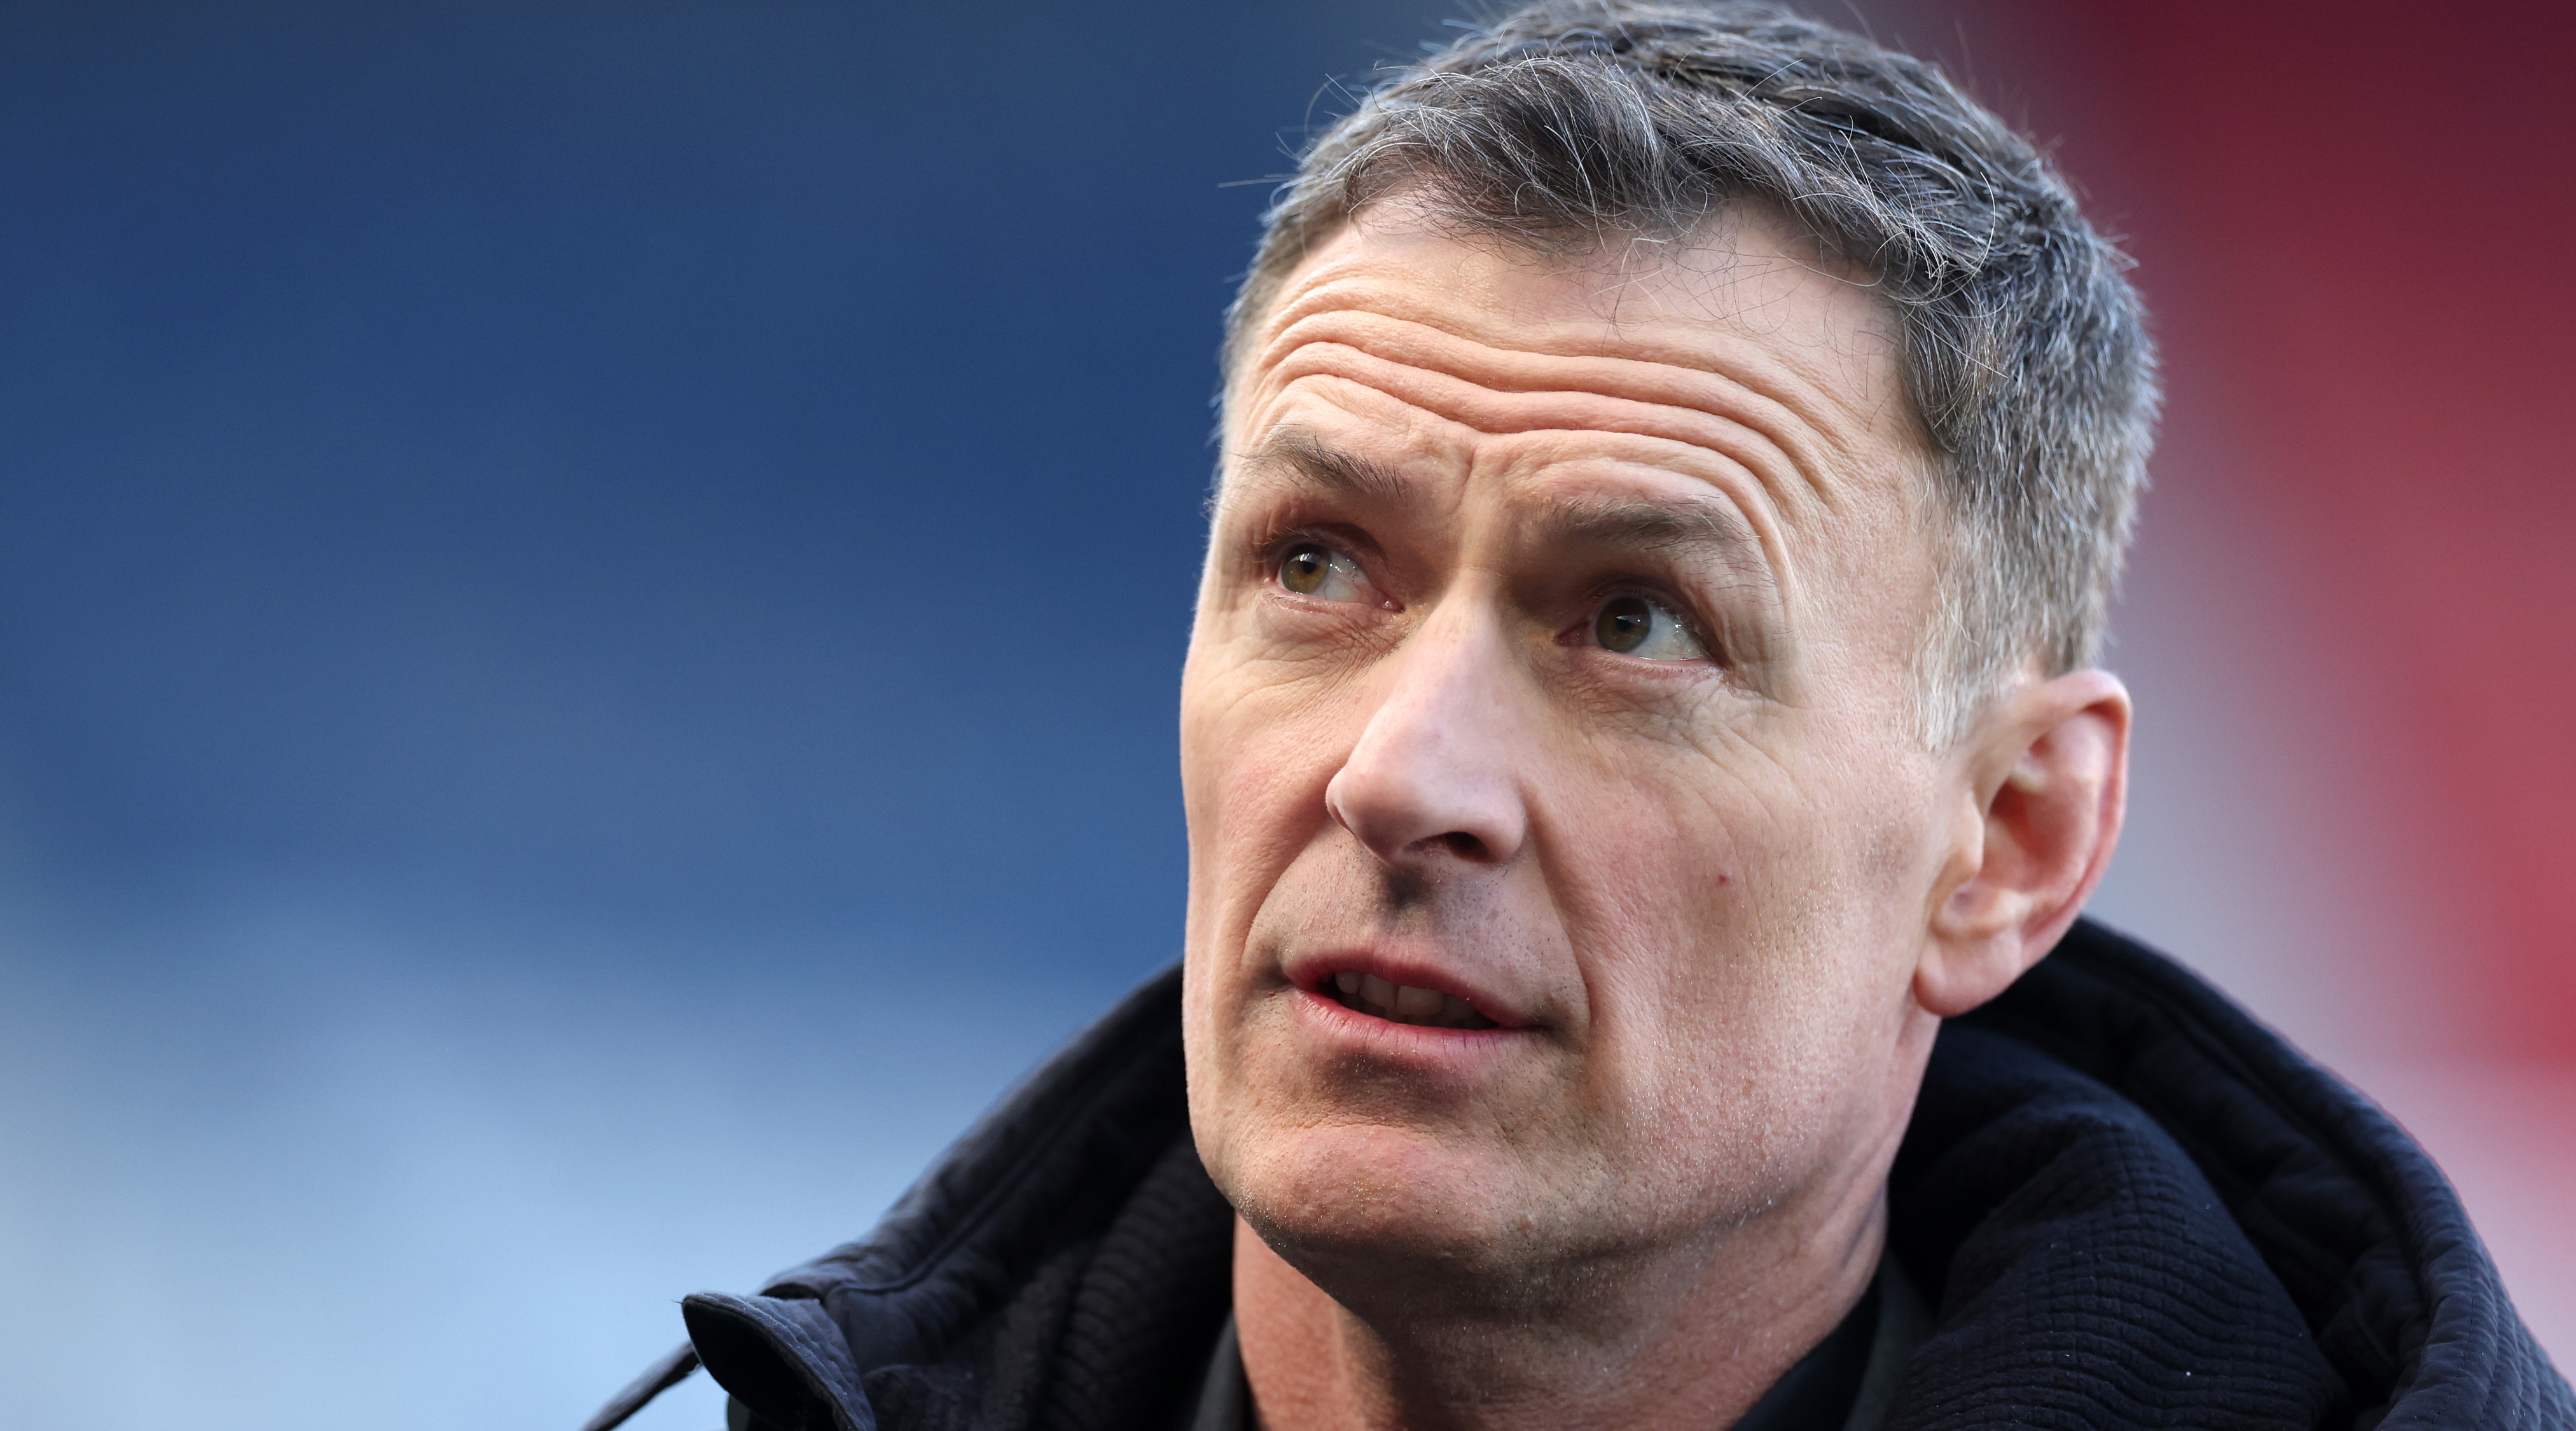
[
  {"left": 1268, "top": 272, "right": 1855, "bottom": 413},
  {"left": 1251, "top": 333, "right": 1841, "bottom": 534},
  {"left": 1247, "top": 303, "right": 1871, "bottom": 521},
  {"left": 1257, "top": 286, "right": 1842, "bottom": 419},
  {"left": 1256, "top": 245, "right": 1901, "bottom": 443}
]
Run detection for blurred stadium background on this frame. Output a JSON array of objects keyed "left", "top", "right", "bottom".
[{"left": 0, "top": 3, "right": 2565, "bottom": 1427}]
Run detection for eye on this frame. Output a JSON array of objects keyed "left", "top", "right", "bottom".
[
  {"left": 1592, "top": 595, "right": 1707, "bottom": 661},
  {"left": 1276, "top": 543, "right": 1374, "bottom": 603}
]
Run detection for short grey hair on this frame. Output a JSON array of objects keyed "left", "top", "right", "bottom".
[{"left": 1222, "top": 0, "right": 2157, "bottom": 743}]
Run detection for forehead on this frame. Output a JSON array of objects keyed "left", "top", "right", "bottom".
[{"left": 1227, "top": 201, "right": 1925, "bottom": 487}]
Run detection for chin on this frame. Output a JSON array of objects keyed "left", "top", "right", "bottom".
[{"left": 1221, "top": 1117, "right": 1544, "bottom": 1275}]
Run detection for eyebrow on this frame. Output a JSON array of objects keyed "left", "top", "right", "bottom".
[
  {"left": 1226, "top": 431, "right": 1409, "bottom": 508},
  {"left": 1537, "top": 490, "right": 1780, "bottom": 602},
  {"left": 1228, "top": 431, "right": 1779, "bottom": 600}
]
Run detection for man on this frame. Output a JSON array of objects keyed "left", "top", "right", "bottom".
[{"left": 589, "top": 4, "right": 2573, "bottom": 1428}]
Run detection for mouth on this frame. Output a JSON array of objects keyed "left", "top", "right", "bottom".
[{"left": 1320, "top": 969, "right": 1500, "bottom": 1030}]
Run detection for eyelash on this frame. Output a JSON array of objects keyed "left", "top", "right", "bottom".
[{"left": 1252, "top": 525, "right": 1314, "bottom": 569}]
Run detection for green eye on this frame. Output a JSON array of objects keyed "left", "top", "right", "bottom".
[
  {"left": 1276, "top": 543, "right": 1371, "bottom": 603},
  {"left": 1594, "top": 595, "right": 1706, "bottom": 661},
  {"left": 1596, "top": 597, "right": 1651, "bottom": 652},
  {"left": 1281, "top": 545, "right": 1329, "bottom": 594}
]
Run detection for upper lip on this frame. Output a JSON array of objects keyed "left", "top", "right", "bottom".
[{"left": 1280, "top": 947, "right": 1536, "bottom": 1029}]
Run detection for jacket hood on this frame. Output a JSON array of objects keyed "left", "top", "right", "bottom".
[
  {"left": 635, "top": 919, "right": 2570, "bottom": 1431},
  {"left": 1890, "top": 921, "right": 2569, "bottom": 1428}
]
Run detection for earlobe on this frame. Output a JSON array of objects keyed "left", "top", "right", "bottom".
[{"left": 1917, "top": 670, "right": 2131, "bottom": 1018}]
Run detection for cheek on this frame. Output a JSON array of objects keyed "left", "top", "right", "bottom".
[
  {"left": 1181, "top": 656, "right": 1354, "bottom": 937},
  {"left": 1550, "top": 737, "right": 1921, "bottom": 1177}
]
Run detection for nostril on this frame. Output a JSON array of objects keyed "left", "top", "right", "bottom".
[{"left": 1441, "top": 831, "right": 1486, "bottom": 860}]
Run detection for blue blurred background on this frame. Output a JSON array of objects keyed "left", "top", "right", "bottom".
[
  {"left": 0, "top": 4, "right": 1405, "bottom": 1424},
  {"left": 2, "top": 3, "right": 2567, "bottom": 1427}
]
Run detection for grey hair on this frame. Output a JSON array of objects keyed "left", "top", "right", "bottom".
[{"left": 1222, "top": 0, "right": 2157, "bottom": 743}]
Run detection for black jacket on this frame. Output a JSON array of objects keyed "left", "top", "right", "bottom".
[{"left": 595, "top": 920, "right": 2573, "bottom": 1430}]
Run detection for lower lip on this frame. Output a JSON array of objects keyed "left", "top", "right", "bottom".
[{"left": 1288, "top": 985, "right": 1535, "bottom": 1074}]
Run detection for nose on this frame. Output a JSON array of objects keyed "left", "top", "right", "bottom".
[{"left": 1324, "top": 607, "right": 1531, "bottom": 868}]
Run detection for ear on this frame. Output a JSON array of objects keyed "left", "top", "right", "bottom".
[{"left": 1916, "top": 668, "right": 2131, "bottom": 1018}]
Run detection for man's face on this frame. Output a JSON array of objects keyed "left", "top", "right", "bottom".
[{"left": 1180, "top": 203, "right": 1956, "bottom": 1292}]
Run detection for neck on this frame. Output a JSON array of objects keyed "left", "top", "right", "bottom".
[{"left": 1231, "top": 1177, "right": 1887, "bottom": 1431}]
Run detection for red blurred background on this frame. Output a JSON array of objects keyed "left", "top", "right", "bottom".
[{"left": 1902, "top": 0, "right": 2574, "bottom": 1358}]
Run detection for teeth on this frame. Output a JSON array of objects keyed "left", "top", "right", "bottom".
[{"left": 1326, "top": 972, "right": 1500, "bottom": 1030}]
